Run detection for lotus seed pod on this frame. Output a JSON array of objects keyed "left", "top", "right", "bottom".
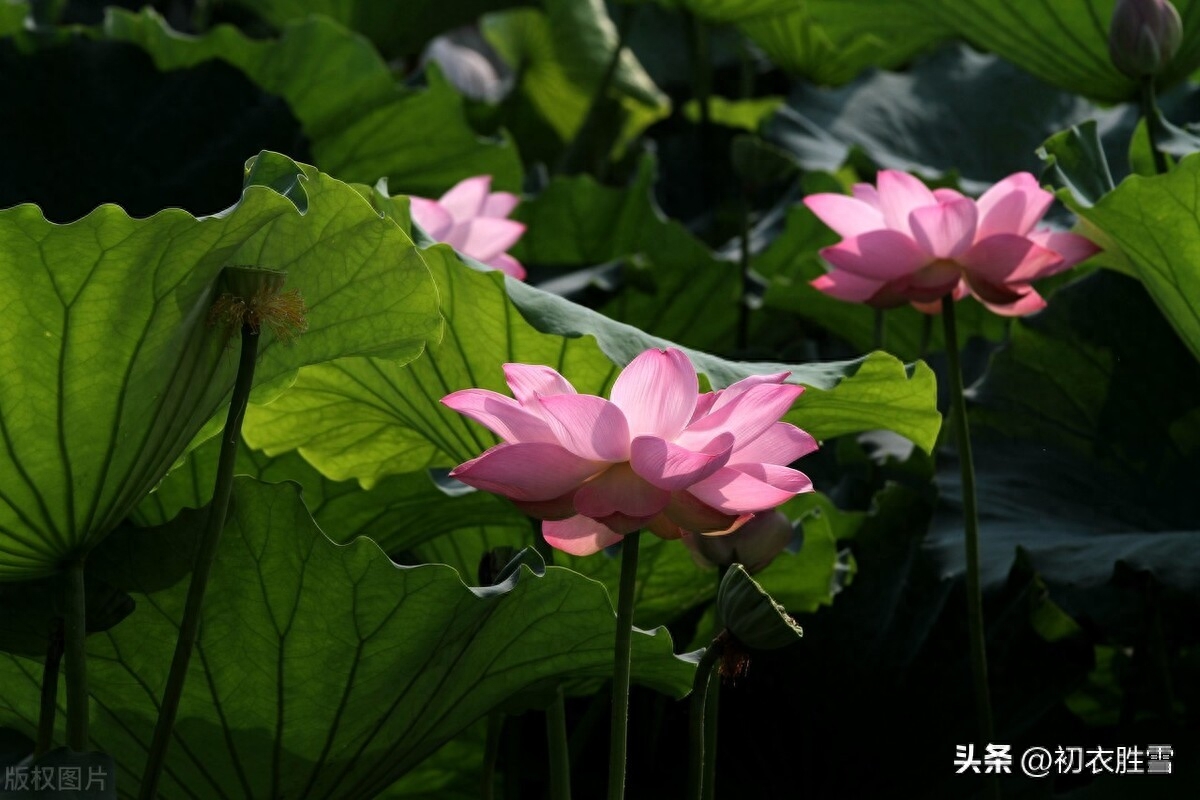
[{"left": 682, "top": 510, "right": 794, "bottom": 574}]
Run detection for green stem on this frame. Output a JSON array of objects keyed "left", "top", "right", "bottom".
[
  {"left": 941, "top": 296, "right": 998, "bottom": 800},
  {"left": 873, "top": 308, "right": 886, "bottom": 352},
  {"left": 737, "top": 192, "right": 752, "bottom": 352},
  {"left": 702, "top": 676, "right": 719, "bottom": 800},
  {"left": 1139, "top": 77, "right": 1170, "bottom": 175},
  {"left": 607, "top": 531, "right": 641, "bottom": 800},
  {"left": 919, "top": 313, "right": 933, "bottom": 360},
  {"left": 139, "top": 325, "right": 260, "bottom": 799},
  {"left": 547, "top": 685, "right": 573, "bottom": 800},
  {"left": 483, "top": 712, "right": 503, "bottom": 800},
  {"left": 36, "top": 618, "right": 64, "bottom": 757},
  {"left": 688, "top": 640, "right": 724, "bottom": 800},
  {"left": 63, "top": 559, "right": 88, "bottom": 752}
]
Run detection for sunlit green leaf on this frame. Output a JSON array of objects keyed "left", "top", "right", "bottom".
[{"left": 0, "top": 480, "right": 694, "bottom": 796}]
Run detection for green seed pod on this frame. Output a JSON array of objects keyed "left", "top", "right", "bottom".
[{"left": 716, "top": 564, "right": 803, "bottom": 650}]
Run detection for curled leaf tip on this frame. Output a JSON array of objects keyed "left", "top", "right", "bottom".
[{"left": 208, "top": 266, "right": 308, "bottom": 343}]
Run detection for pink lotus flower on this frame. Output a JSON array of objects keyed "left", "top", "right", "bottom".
[
  {"left": 803, "top": 171, "right": 1100, "bottom": 316},
  {"left": 410, "top": 175, "right": 527, "bottom": 279},
  {"left": 442, "top": 348, "right": 817, "bottom": 556}
]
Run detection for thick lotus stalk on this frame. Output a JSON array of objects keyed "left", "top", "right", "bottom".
[
  {"left": 1109, "top": 0, "right": 1183, "bottom": 79},
  {"left": 140, "top": 267, "right": 305, "bottom": 799}
]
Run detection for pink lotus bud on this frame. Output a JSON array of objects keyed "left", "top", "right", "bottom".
[
  {"left": 682, "top": 510, "right": 794, "bottom": 574},
  {"left": 1108, "top": 0, "right": 1183, "bottom": 78}
]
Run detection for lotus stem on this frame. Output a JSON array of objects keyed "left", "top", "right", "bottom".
[
  {"left": 63, "top": 563, "right": 88, "bottom": 752},
  {"left": 1139, "top": 77, "right": 1170, "bottom": 175},
  {"left": 482, "top": 712, "right": 502, "bottom": 800},
  {"left": 547, "top": 684, "right": 573, "bottom": 800},
  {"left": 941, "top": 296, "right": 999, "bottom": 800},
  {"left": 35, "top": 618, "right": 64, "bottom": 757},
  {"left": 874, "top": 309, "right": 886, "bottom": 352},
  {"left": 607, "top": 531, "right": 641, "bottom": 800},
  {"left": 139, "top": 323, "right": 260, "bottom": 799},
  {"left": 737, "top": 193, "right": 752, "bottom": 351},
  {"left": 688, "top": 638, "right": 724, "bottom": 800}
]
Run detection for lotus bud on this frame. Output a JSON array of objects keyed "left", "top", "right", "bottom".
[
  {"left": 1108, "top": 0, "right": 1183, "bottom": 78},
  {"left": 682, "top": 510, "right": 794, "bottom": 574},
  {"left": 716, "top": 564, "right": 803, "bottom": 651}
]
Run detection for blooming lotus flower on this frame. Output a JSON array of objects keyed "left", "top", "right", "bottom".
[
  {"left": 410, "top": 175, "right": 526, "bottom": 279},
  {"left": 442, "top": 348, "right": 817, "bottom": 556},
  {"left": 804, "top": 171, "right": 1100, "bottom": 316},
  {"left": 682, "top": 509, "right": 794, "bottom": 574}
]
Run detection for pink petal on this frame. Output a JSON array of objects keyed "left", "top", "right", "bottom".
[
  {"left": 482, "top": 191, "right": 520, "bottom": 218},
  {"left": 573, "top": 463, "right": 670, "bottom": 519},
  {"left": 730, "top": 422, "right": 818, "bottom": 466},
  {"left": 453, "top": 218, "right": 526, "bottom": 263},
  {"left": 910, "top": 281, "right": 967, "bottom": 314},
  {"left": 706, "top": 372, "right": 790, "bottom": 417},
  {"left": 959, "top": 234, "right": 1063, "bottom": 285},
  {"left": 675, "top": 383, "right": 804, "bottom": 452},
  {"left": 971, "top": 285, "right": 1048, "bottom": 317},
  {"left": 908, "top": 198, "right": 978, "bottom": 259},
  {"left": 629, "top": 432, "right": 734, "bottom": 490},
  {"left": 690, "top": 392, "right": 718, "bottom": 423},
  {"left": 503, "top": 364, "right": 577, "bottom": 404},
  {"left": 438, "top": 175, "right": 492, "bottom": 220},
  {"left": 819, "top": 229, "right": 932, "bottom": 280},
  {"left": 811, "top": 270, "right": 887, "bottom": 302},
  {"left": 536, "top": 394, "right": 631, "bottom": 462},
  {"left": 409, "top": 197, "right": 453, "bottom": 239},
  {"left": 1027, "top": 230, "right": 1101, "bottom": 270},
  {"left": 609, "top": 348, "right": 699, "bottom": 440},
  {"left": 663, "top": 491, "right": 749, "bottom": 533},
  {"left": 803, "top": 193, "right": 886, "bottom": 238},
  {"left": 686, "top": 466, "right": 801, "bottom": 513},
  {"left": 736, "top": 462, "right": 814, "bottom": 494},
  {"left": 897, "top": 262, "right": 962, "bottom": 302},
  {"left": 975, "top": 173, "right": 1053, "bottom": 238},
  {"left": 851, "top": 183, "right": 881, "bottom": 209},
  {"left": 542, "top": 515, "right": 624, "bottom": 556},
  {"left": 487, "top": 252, "right": 526, "bottom": 280},
  {"left": 932, "top": 188, "right": 966, "bottom": 203},
  {"left": 876, "top": 170, "right": 937, "bottom": 234},
  {"left": 450, "top": 442, "right": 603, "bottom": 501},
  {"left": 441, "top": 389, "right": 556, "bottom": 443},
  {"left": 514, "top": 491, "right": 578, "bottom": 520}
]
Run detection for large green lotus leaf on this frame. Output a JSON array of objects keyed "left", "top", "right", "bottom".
[
  {"left": 511, "top": 158, "right": 743, "bottom": 351},
  {"left": 226, "top": 0, "right": 530, "bottom": 57},
  {"left": 932, "top": 270, "right": 1200, "bottom": 640},
  {"left": 103, "top": 9, "right": 522, "bottom": 195},
  {"left": 893, "top": 0, "right": 1200, "bottom": 102},
  {"left": 1069, "top": 151, "right": 1200, "bottom": 362},
  {"left": 243, "top": 239, "right": 940, "bottom": 490},
  {"left": 134, "top": 435, "right": 527, "bottom": 556},
  {"left": 676, "top": 0, "right": 948, "bottom": 85},
  {"left": 482, "top": 1, "right": 670, "bottom": 160},
  {"left": 0, "top": 153, "right": 439, "bottom": 580},
  {"left": 0, "top": 480, "right": 693, "bottom": 797},
  {"left": 765, "top": 45, "right": 1125, "bottom": 191}
]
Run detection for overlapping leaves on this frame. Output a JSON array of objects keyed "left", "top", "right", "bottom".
[
  {"left": 0, "top": 153, "right": 439, "bottom": 579},
  {"left": 0, "top": 480, "right": 693, "bottom": 797}
]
